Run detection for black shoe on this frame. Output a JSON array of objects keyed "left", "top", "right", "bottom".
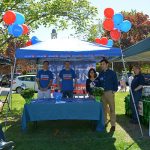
[
  {"left": 0, "top": 140, "right": 14, "bottom": 149},
  {"left": 110, "top": 126, "right": 115, "bottom": 132}
]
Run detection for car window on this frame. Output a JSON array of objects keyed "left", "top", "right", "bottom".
[
  {"left": 30, "top": 76, "right": 36, "bottom": 81},
  {"left": 24, "top": 76, "right": 32, "bottom": 81},
  {"left": 18, "top": 77, "right": 25, "bottom": 81}
]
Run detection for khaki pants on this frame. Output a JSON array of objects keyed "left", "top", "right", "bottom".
[{"left": 102, "top": 91, "right": 116, "bottom": 126}]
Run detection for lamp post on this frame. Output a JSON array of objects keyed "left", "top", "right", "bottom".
[{"left": 51, "top": 29, "right": 57, "bottom": 39}]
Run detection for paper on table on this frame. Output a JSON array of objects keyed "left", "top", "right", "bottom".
[{"left": 55, "top": 101, "right": 66, "bottom": 104}]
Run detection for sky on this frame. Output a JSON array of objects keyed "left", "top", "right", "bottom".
[{"left": 30, "top": 0, "right": 150, "bottom": 41}]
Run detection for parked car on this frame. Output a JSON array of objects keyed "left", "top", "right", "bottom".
[{"left": 12, "top": 75, "right": 38, "bottom": 93}]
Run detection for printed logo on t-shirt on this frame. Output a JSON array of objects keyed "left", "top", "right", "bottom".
[
  {"left": 63, "top": 74, "right": 72, "bottom": 80},
  {"left": 90, "top": 82, "right": 95, "bottom": 88},
  {"left": 41, "top": 75, "right": 49, "bottom": 80}
]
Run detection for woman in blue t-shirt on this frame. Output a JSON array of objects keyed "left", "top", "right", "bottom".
[
  {"left": 86, "top": 68, "right": 100, "bottom": 98},
  {"left": 130, "top": 65, "right": 145, "bottom": 124}
]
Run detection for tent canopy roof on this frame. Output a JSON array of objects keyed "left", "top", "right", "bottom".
[
  {"left": 115, "top": 37, "right": 150, "bottom": 62},
  {"left": 16, "top": 39, "right": 121, "bottom": 61}
]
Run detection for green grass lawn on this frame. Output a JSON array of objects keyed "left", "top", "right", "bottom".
[{"left": 0, "top": 92, "right": 150, "bottom": 150}]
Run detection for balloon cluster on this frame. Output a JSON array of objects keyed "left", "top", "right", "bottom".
[
  {"left": 25, "top": 36, "right": 41, "bottom": 47},
  {"left": 3, "top": 10, "right": 29, "bottom": 37},
  {"left": 95, "top": 8, "right": 132, "bottom": 47}
]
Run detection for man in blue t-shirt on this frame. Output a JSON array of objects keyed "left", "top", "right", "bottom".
[
  {"left": 58, "top": 61, "right": 77, "bottom": 98},
  {"left": 36, "top": 61, "right": 53, "bottom": 99}
]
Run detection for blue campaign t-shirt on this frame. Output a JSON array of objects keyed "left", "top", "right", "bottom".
[
  {"left": 59, "top": 69, "right": 76, "bottom": 91},
  {"left": 37, "top": 70, "right": 53, "bottom": 89}
]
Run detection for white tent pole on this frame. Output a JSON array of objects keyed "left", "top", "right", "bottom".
[
  {"left": 119, "top": 40, "right": 144, "bottom": 137},
  {"left": 33, "top": 59, "right": 39, "bottom": 98},
  {"left": 111, "top": 62, "right": 114, "bottom": 70}
]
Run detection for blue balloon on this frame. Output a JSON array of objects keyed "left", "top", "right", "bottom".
[
  {"left": 12, "top": 24, "right": 23, "bottom": 37},
  {"left": 32, "top": 39, "right": 41, "bottom": 44},
  {"left": 114, "top": 23, "right": 121, "bottom": 31},
  {"left": 120, "top": 20, "right": 132, "bottom": 32},
  {"left": 14, "top": 12, "right": 25, "bottom": 25},
  {"left": 8, "top": 25, "right": 14, "bottom": 35},
  {"left": 31, "top": 36, "right": 41, "bottom": 44},
  {"left": 31, "top": 36, "right": 38, "bottom": 41},
  {"left": 107, "top": 39, "right": 113, "bottom": 47},
  {"left": 113, "top": 13, "right": 124, "bottom": 25}
]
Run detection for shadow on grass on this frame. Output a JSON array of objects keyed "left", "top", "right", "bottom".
[
  {"left": 117, "top": 114, "right": 150, "bottom": 150},
  {"left": 2, "top": 119, "right": 117, "bottom": 150}
]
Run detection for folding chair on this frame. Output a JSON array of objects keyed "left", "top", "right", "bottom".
[{"left": 0, "top": 91, "right": 10, "bottom": 113}]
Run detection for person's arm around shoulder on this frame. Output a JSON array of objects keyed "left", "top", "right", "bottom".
[{"left": 47, "top": 71, "right": 53, "bottom": 89}]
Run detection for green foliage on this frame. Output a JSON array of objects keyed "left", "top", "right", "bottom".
[
  {"left": 92, "top": 87, "right": 104, "bottom": 97},
  {"left": 20, "top": 88, "right": 34, "bottom": 103},
  {"left": 0, "top": 0, "right": 98, "bottom": 54},
  {"left": 87, "top": 20, "right": 103, "bottom": 42}
]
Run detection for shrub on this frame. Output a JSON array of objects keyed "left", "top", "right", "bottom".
[{"left": 20, "top": 88, "right": 34, "bottom": 104}]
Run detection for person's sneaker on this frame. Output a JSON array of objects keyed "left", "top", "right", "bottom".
[
  {"left": 0, "top": 140, "right": 14, "bottom": 149},
  {"left": 110, "top": 126, "right": 115, "bottom": 132}
]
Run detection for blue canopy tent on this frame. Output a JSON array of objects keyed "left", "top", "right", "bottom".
[
  {"left": 15, "top": 39, "right": 122, "bottom": 60},
  {"left": 13, "top": 38, "right": 145, "bottom": 136}
]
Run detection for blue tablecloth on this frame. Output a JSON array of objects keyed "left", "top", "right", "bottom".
[{"left": 21, "top": 98, "right": 104, "bottom": 132}]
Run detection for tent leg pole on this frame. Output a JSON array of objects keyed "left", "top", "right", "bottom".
[
  {"left": 5, "top": 58, "right": 17, "bottom": 132},
  {"left": 112, "top": 62, "right": 114, "bottom": 70},
  {"left": 120, "top": 48, "right": 144, "bottom": 137}
]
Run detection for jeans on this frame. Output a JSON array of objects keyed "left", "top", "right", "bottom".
[
  {"left": 130, "top": 91, "right": 142, "bottom": 122},
  {"left": 62, "top": 91, "right": 73, "bottom": 98},
  {"left": 0, "top": 124, "right": 5, "bottom": 141}
]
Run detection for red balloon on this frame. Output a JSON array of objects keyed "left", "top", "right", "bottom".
[
  {"left": 22, "top": 24, "right": 29, "bottom": 34},
  {"left": 95, "top": 38, "right": 101, "bottom": 44},
  {"left": 100, "top": 37, "right": 108, "bottom": 45},
  {"left": 104, "top": 8, "right": 114, "bottom": 18},
  {"left": 103, "top": 19, "right": 114, "bottom": 31},
  {"left": 25, "top": 41, "right": 32, "bottom": 46},
  {"left": 110, "top": 29, "right": 121, "bottom": 41},
  {"left": 3, "top": 10, "right": 16, "bottom": 25}
]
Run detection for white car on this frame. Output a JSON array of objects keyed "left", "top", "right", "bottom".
[{"left": 12, "top": 75, "right": 38, "bottom": 93}]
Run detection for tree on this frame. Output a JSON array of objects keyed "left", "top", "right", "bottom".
[
  {"left": 0, "top": 0, "right": 98, "bottom": 53},
  {"left": 86, "top": 20, "right": 104, "bottom": 42},
  {"left": 109, "top": 10, "right": 150, "bottom": 49},
  {"left": 86, "top": 10, "right": 150, "bottom": 49}
]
